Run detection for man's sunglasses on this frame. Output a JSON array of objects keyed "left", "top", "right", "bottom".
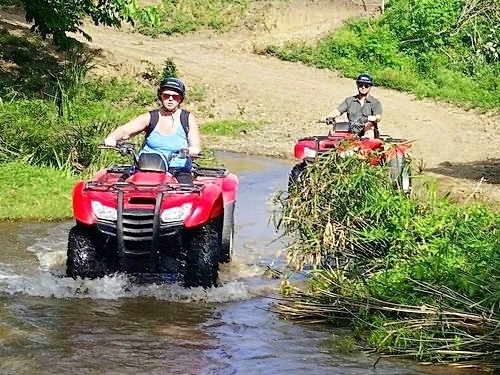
[
  {"left": 357, "top": 83, "right": 372, "bottom": 88},
  {"left": 160, "top": 93, "right": 182, "bottom": 101}
]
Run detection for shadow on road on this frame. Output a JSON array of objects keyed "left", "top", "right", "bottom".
[{"left": 426, "top": 158, "right": 500, "bottom": 185}]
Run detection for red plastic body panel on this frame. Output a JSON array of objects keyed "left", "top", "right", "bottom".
[
  {"left": 72, "top": 168, "right": 239, "bottom": 229},
  {"left": 197, "top": 172, "right": 239, "bottom": 204},
  {"left": 293, "top": 130, "right": 410, "bottom": 164},
  {"left": 72, "top": 181, "right": 96, "bottom": 225}
]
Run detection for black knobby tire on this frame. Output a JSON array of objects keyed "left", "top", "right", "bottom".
[
  {"left": 183, "top": 218, "right": 221, "bottom": 288},
  {"left": 66, "top": 225, "right": 107, "bottom": 279},
  {"left": 288, "top": 161, "right": 307, "bottom": 192},
  {"left": 220, "top": 202, "right": 235, "bottom": 263},
  {"left": 389, "top": 155, "right": 411, "bottom": 194}
]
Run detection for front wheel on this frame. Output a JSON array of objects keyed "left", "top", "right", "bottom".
[
  {"left": 288, "top": 161, "right": 308, "bottom": 192},
  {"left": 183, "top": 218, "right": 221, "bottom": 288},
  {"left": 389, "top": 155, "right": 411, "bottom": 194},
  {"left": 66, "top": 225, "right": 107, "bottom": 279},
  {"left": 220, "top": 202, "right": 235, "bottom": 263}
]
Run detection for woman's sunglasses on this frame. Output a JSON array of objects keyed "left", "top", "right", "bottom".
[{"left": 160, "top": 93, "right": 182, "bottom": 101}]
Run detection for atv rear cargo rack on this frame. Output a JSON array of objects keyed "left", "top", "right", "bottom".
[{"left": 194, "top": 167, "right": 229, "bottom": 178}]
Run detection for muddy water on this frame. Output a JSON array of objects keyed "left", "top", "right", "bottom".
[{"left": 0, "top": 153, "right": 472, "bottom": 375}]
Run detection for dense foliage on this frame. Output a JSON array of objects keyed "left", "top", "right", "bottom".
[
  {"left": 9, "top": 0, "right": 160, "bottom": 48},
  {"left": 0, "top": 72, "right": 153, "bottom": 170},
  {"left": 273, "top": 149, "right": 500, "bottom": 366},
  {"left": 1, "top": 0, "right": 251, "bottom": 47},
  {"left": 137, "top": 0, "right": 250, "bottom": 36},
  {"left": 265, "top": 0, "right": 500, "bottom": 110}
]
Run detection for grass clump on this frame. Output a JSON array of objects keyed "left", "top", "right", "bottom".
[
  {"left": 137, "top": 0, "right": 250, "bottom": 36},
  {"left": 272, "top": 148, "right": 500, "bottom": 368},
  {"left": 0, "top": 162, "right": 77, "bottom": 221},
  {"left": 201, "top": 119, "right": 261, "bottom": 136}
]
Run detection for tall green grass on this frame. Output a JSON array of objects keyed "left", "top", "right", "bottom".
[
  {"left": 137, "top": 0, "right": 250, "bottom": 36},
  {"left": 0, "top": 162, "right": 77, "bottom": 220},
  {"left": 263, "top": 0, "right": 500, "bottom": 111},
  {"left": 0, "top": 78, "right": 153, "bottom": 169}
]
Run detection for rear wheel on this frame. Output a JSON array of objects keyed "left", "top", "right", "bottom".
[
  {"left": 220, "top": 202, "right": 235, "bottom": 263},
  {"left": 183, "top": 218, "right": 221, "bottom": 288},
  {"left": 66, "top": 225, "right": 107, "bottom": 279}
]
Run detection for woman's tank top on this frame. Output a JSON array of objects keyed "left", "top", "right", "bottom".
[{"left": 140, "top": 120, "right": 190, "bottom": 169}]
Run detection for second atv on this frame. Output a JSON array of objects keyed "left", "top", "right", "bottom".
[{"left": 289, "top": 118, "right": 412, "bottom": 193}]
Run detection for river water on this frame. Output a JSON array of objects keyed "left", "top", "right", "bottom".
[{"left": 0, "top": 153, "right": 474, "bottom": 374}]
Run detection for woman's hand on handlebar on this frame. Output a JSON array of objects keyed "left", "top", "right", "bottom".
[
  {"left": 188, "top": 146, "right": 201, "bottom": 157},
  {"left": 103, "top": 137, "right": 117, "bottom": 147}
]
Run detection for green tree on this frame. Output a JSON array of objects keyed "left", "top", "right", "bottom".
[{"left": 19, "top": 0, "right": 159, "bottom": 48}]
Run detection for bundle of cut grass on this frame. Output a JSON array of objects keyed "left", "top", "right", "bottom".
[{"left": 272, "top": 150, "right": 500, "bottom": 369}]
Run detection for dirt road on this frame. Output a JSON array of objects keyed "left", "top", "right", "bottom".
[{"left": 3, "top": 1, "right": 499, "bottom": 203}]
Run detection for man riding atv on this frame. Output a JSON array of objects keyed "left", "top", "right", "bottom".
[{"left": 321, "top": 73, "right": 382, "bottom": 139}]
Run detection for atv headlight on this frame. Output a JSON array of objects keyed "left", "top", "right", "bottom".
[
  {"left": 304, "top": 147, "right": 316, "bottom": 158},
  {"left": 339, "top": 149, "right": 356, "bottom": 158},
  {"left": 91, "top": 201, "right": 117, "bottom": 221},
  {"left": 161, "top": 203, "right": 192, "bottom": 223}
]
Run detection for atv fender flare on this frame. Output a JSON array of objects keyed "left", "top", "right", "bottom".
[
  {"left": 221, "top": 173, "right": 239, "bottom": 204},
  {"left": 183, "top": 184, "right": 224, "bottom": 228},
  {"left": 72, "top": 181, "right": 97, "bottom": 225}
]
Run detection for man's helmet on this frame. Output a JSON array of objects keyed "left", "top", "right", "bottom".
[
  {"left": 355, "top": 73, "right": 374, "bottom": 86},
  {"left": 158, "top": 77, "right": 186, "bottom": 96}
]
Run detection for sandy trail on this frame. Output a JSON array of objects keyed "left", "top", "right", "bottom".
[{"left": 1, "top": 1, "right": 498, "bottom": 203}]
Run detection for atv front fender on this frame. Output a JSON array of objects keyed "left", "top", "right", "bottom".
[
  {"left": 221, "top": 173, "right": 239, "bottom": 204},
  {"left": 72, "top": 181, "right": 98, "bottom": 225},
  {"left": 184, "top": 184, "right": 224, "bottom": 228}
]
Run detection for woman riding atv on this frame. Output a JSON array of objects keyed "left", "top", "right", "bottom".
[{"left": 104, "top": 77, "right": 201, "bottom": 184}]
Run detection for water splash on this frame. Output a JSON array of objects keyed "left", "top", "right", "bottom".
[
  {"left": 0, "top": 267, "right": 252, "bottom": 302},
  {"left": 1, "top": 216, "right": 277, "bottom": 304}
]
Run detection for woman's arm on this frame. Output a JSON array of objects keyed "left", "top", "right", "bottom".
[
  {"left": 186, "top": 113, "right": 201, "bottom": 155},
  {"left": 104, "top": 112, "right": 151, "bottom": 146}
]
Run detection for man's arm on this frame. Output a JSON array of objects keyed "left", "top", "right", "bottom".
[
  {"left": 368, "top": 99, "right": 382, "bottom": 123},
  {"left": 321, "top": 98, "right": 348, "bottom": 121}
]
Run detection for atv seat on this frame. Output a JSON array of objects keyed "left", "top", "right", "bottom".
[{"left": 137, "top": 153, "right": 167, "bottom": 172}]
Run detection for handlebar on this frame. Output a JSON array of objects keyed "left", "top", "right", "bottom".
[
  {"left": 99, "top": 141, "right": 201, "bottom": 164},
  {"left": 317, "top": 117, "right": 336, "bottom": 124}
]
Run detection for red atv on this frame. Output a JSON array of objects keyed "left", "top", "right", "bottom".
[
  {"left": 289, "top": 118, "right": 412, "bottom": 193},
  {"left": 67, "top": 142, "right": 238, "bottom": 288}
]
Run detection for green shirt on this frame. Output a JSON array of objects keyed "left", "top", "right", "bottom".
[{"left": 337, "top": 94, "right": 382, "bottom": 123}]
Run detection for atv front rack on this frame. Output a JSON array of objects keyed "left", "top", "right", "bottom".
[
  {"left": 105, "top": 165, "right": 230, "bottom": 179},
  {"left": 85, "top": 181, "right": 204, "bottom": 194}
]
